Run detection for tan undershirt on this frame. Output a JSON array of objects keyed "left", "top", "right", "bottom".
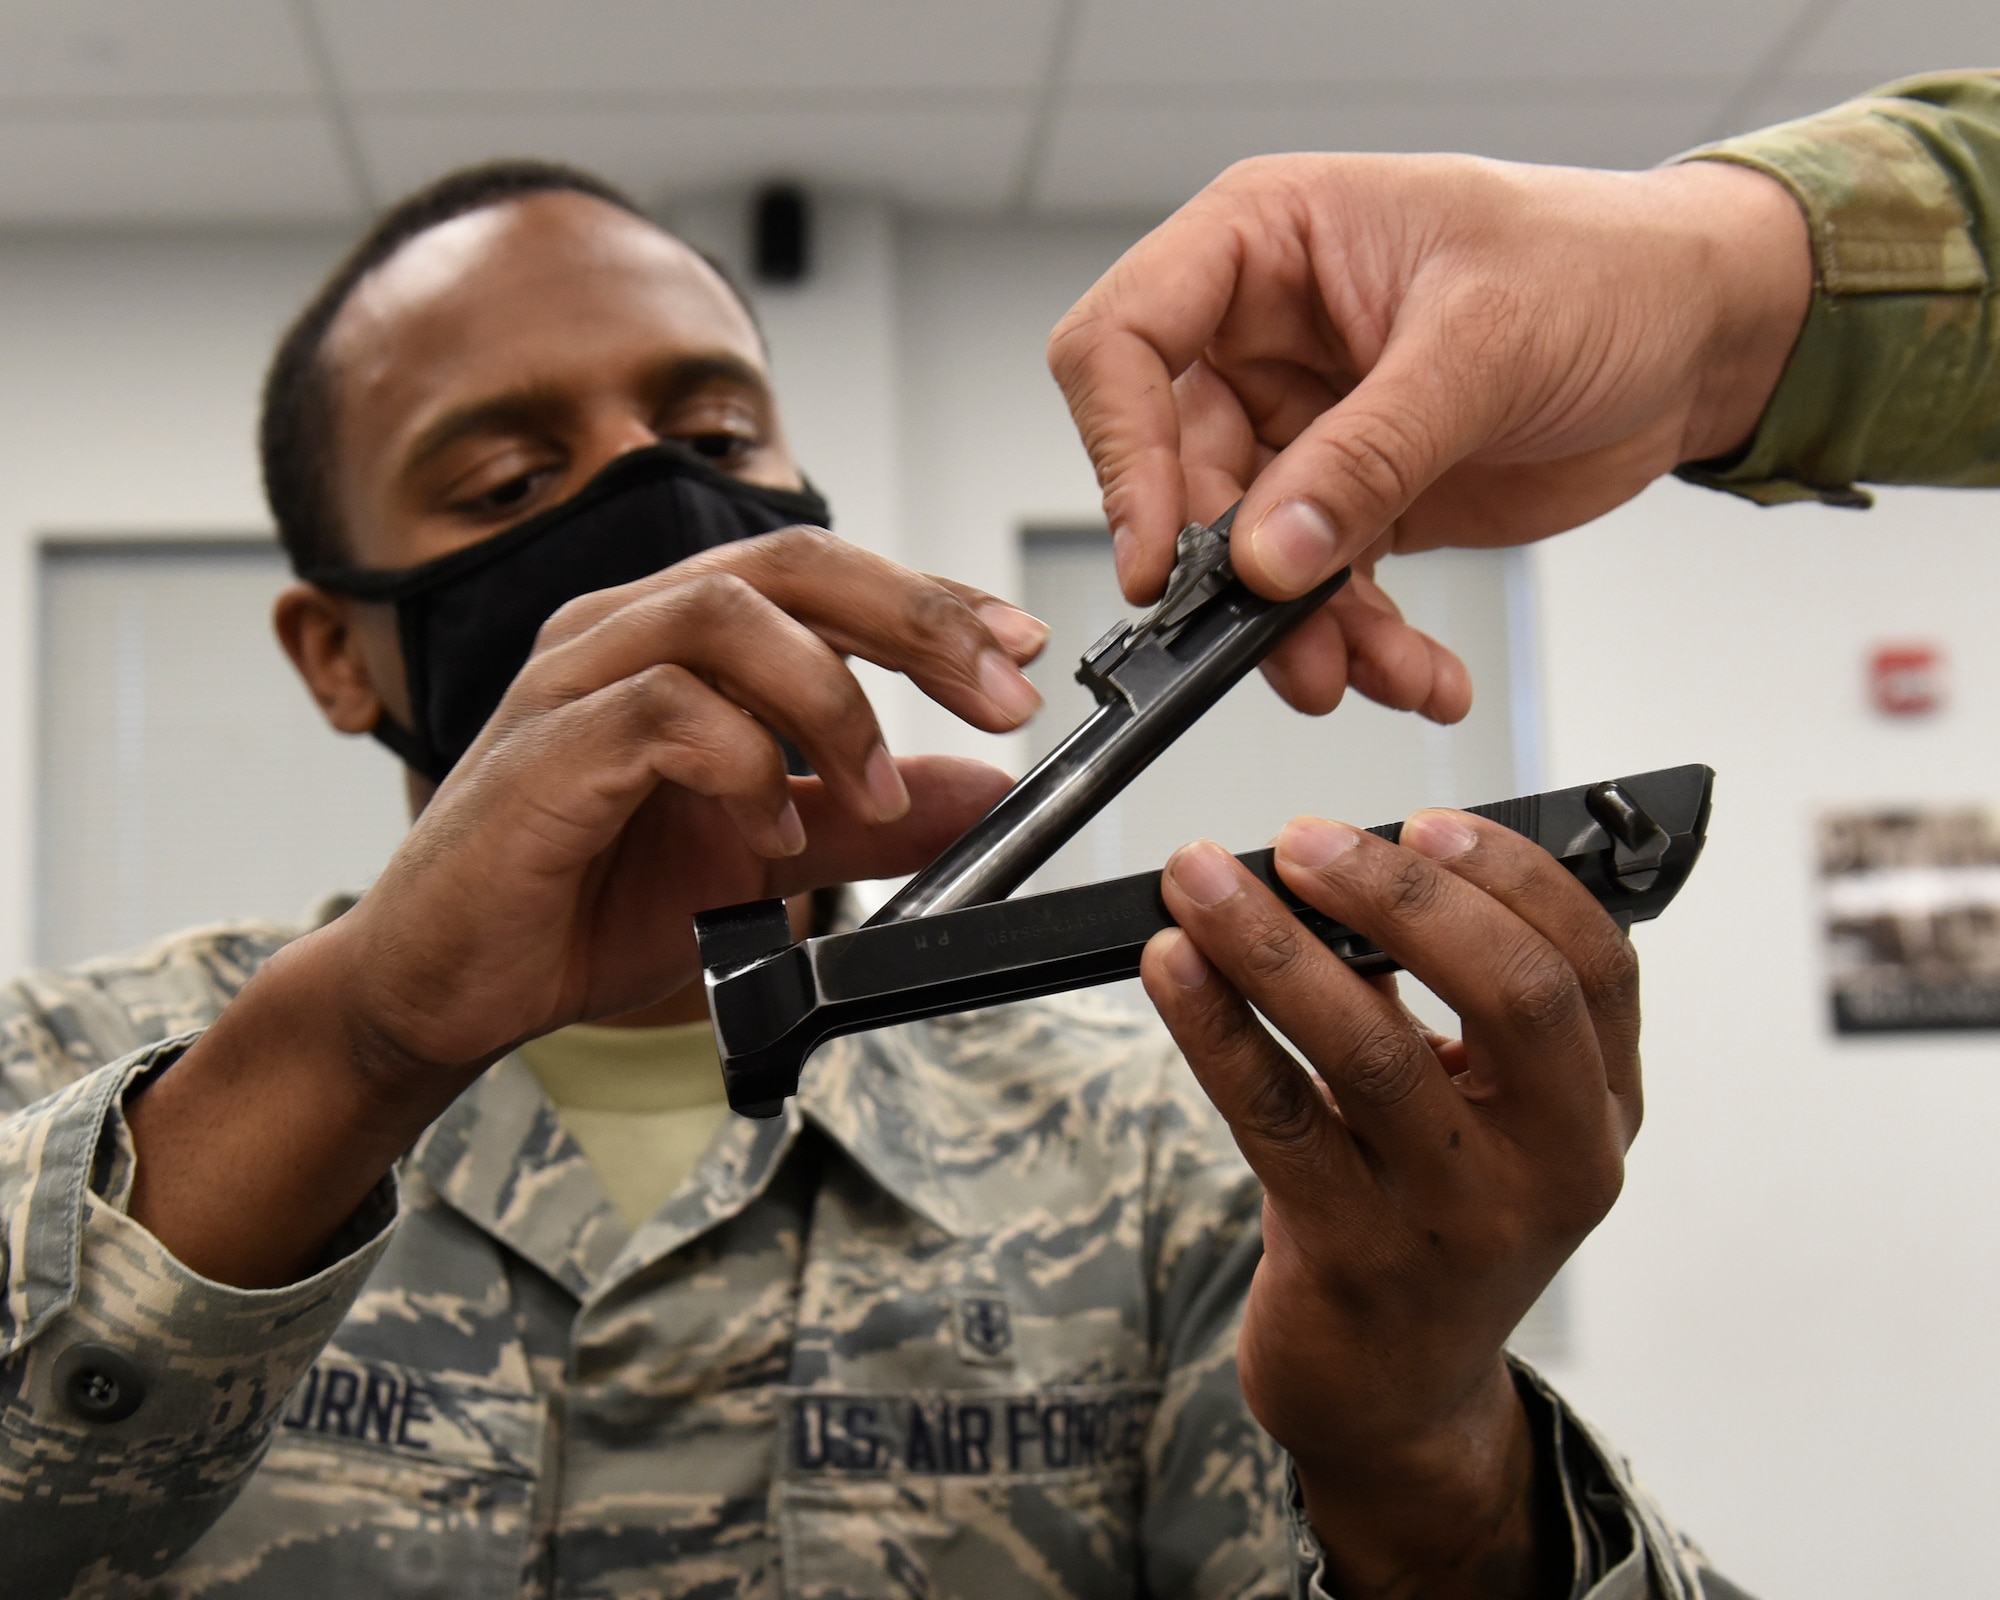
[{"left": 517, "top": 1021, "right": 731, "bottom": 1229}]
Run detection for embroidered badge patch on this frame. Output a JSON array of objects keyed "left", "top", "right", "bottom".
[{"left": 956, "top": 1294, "right": 1014, "bottom": 1363}]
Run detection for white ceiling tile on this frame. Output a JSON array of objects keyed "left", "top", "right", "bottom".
[
  {"left": 1032, "top": 93, "right": 1726, "bottom": 213},
  {"left": 0, "top": 113, "right": 355, "bottom": 223},
  {"left": 356, "top": 106, "right": 1035, "bottom": 211},
  {"left": 1787, "top": 1, "right": 1998, "bottom": 79},
  {"left": 1068, "top": 0, "right": 1805, "bottom": 85},
  {"left": 321, "top": 1, "right": 1062, "bottom": 97},
  {"left": 0, "top": 0, "right": 314, "bottom": 101}
]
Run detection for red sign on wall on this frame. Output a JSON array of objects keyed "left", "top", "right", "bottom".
[{"left": 1869, "top": 643, "right": 1946, "bottom": 718}]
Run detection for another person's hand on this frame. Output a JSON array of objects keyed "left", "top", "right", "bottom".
[
  {"left": 1051, "top": 153, "right": 1811, "bottom": 712},
  {"left": 1141, "top": 810, "right": 1642, "bottom": 1599}
]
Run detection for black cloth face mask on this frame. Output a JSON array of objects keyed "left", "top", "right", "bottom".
[{"left": 305, "top": 442, "right": 831, "bottom": 783}]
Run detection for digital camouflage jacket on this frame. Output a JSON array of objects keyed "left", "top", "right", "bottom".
[{"left": 0, "top": 922, "right": 1713, "bottom": 1600}]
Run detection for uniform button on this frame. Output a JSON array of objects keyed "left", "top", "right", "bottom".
[{"left": 54, "top": 1342, "right": 147, "bottom": 1424}]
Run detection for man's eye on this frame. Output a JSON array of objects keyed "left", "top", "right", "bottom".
[
  {"left": 683, "top": 432, "right": 752, "bottom": 461},
  {"left": 457, "top": 469, "right": 551, "bottom": 517}
]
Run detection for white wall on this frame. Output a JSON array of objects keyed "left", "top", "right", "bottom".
[
  {"left": 0, "top": 227, "right": 350, "bottom": 976},
  {"left": 1534, "top": 480, "right": 2000, "bottom": 1598},
  {"left": 36, "top": 541, "right": 410, "bottom": 965},
  {"left": 893, "top": 214, "right": 1152, "bottom": 761}
]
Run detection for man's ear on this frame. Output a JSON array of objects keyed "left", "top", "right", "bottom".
[{"left": 273, "top": 583, "right": 392, "bottom": 735}]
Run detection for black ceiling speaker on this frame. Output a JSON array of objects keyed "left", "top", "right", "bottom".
[{"left": 752, "top": 183, "right": 811, "bottom": 285}]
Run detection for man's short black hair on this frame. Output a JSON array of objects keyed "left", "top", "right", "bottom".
[{"left": 259, "top": 159, "right": 746, "bottom": 576}]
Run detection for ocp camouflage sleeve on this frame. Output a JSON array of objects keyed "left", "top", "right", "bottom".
[
  {"left": 0, "top": 928, "right": 399, "bottom": 1600},
  {"left": 1674, "top": 70, "right": 2000, "bottom": 505}
]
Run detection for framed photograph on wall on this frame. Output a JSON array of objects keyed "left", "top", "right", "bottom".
[{"left": 1821, "top": 807, "right": 2000, "bottom": 1034}]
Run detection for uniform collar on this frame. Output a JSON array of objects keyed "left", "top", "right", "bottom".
[
  {"left": 794, "top": 995, "right": 1170, "bottom": 1243},
  {"left": 793, "top": 1032, "right": 970, "bottom": 1239},
  {"left": 409, "top": 995, "right": 1157, "bottom": 1300},
  {"left": 409, "top": 1053, "right": 814, "bottom": 1301},
  {"left": 408, "top": 1055, "right": 628, "bottom": 1299}
]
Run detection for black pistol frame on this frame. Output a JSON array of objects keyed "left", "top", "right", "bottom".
[{"left": 701, "top": 763, "right": 1714, "bottom": 1117}]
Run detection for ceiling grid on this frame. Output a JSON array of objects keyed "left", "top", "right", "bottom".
[{"left": 0, "top": 0, "right": 1987, "bottom": 226}]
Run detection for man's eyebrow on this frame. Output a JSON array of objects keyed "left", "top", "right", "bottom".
[
  {"left": 400, "top": 353, "right": 775, "bottom": 478},
  {"left": 644, "top": 352, "right": 775, "bottom": 412},
  {"left": 401, "top": 387, "right": 572, "bottom": 478}
]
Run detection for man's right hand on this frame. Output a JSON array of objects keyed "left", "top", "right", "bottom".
[
  {"left": 327, "top": 525, "right": 1040, "bottom": 1074},
  {"left": 1048, "top": 151, "right": 1814, "bottom": 712},
  {"left": 127, "top": 529, "right": 1040, "bottom": 1287}
]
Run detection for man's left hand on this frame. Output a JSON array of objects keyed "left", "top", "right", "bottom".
[{"left": 1141, "top": 809, "right": 1642, "bottom": 1600}]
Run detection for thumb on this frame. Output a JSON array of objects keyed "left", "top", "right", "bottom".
[
  {"left": 767, "top": 755, "right": 1015, "bottom": 897},
  {"left": 1230, "top": 320, "right": 1502, "bottom": 600}
]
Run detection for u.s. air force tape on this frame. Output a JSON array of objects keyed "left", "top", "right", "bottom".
[{"left": 781, "top": 1387, "right": 1159, "bottom": 1478}]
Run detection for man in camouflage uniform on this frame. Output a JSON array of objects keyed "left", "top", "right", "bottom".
[
  {"left": 0, "top": 149, "right": 1539, "bottom": 1600},
  {"left": 0, "top": 137, "right": 1681, "bottom": 1600},
  {"left": 1052, "top": 68, "right": 2000, "bottom": 1600},
  {"left": 0, "top": 162, "right": 1324, "bottom": 1600},
  {"left": 6, "top": 65, "right": 1995, "bottom": 1600},
  {"left": 0, "top": 918, "right": 1291, "bottom": 1598}
]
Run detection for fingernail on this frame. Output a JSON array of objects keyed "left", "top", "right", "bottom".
[
  {"left": 1248, "top": 500, "right": 1340, "bottom": 592},
  {"left": 1169, "top": 841, "right": 1241, "bottom": 908},
  {"left": 1162, "top": 930, "right": 1211, "bottom": 990},
  {"left": 979, "top": 650, "right": 1043, "bottom": 725},
  {"left": 1111, "top": 526, "right": 1138, "bottom": 589},
  {"left": 1403, "top": 809, "right": 1478, "bottom": 859},
  {"left": 1278, "top": 817, "right": 1361, "bottom": 871},
  {"left": 977, "top": 601, "right": 1050, "bottom": 658},
  {"left": 864, "top": 744, "right": 909, "bottom": 822},
  {"left": 775, "top": 800, "right": 807, "bottom": 856}
]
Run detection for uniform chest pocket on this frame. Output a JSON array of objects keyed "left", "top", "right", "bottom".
[
  {"left": 776, "top": 1385, "right": 1158, "bottom": 1600},
  {"left": 153, "top": 1355, "right": 548, "bottom": 1600}
]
